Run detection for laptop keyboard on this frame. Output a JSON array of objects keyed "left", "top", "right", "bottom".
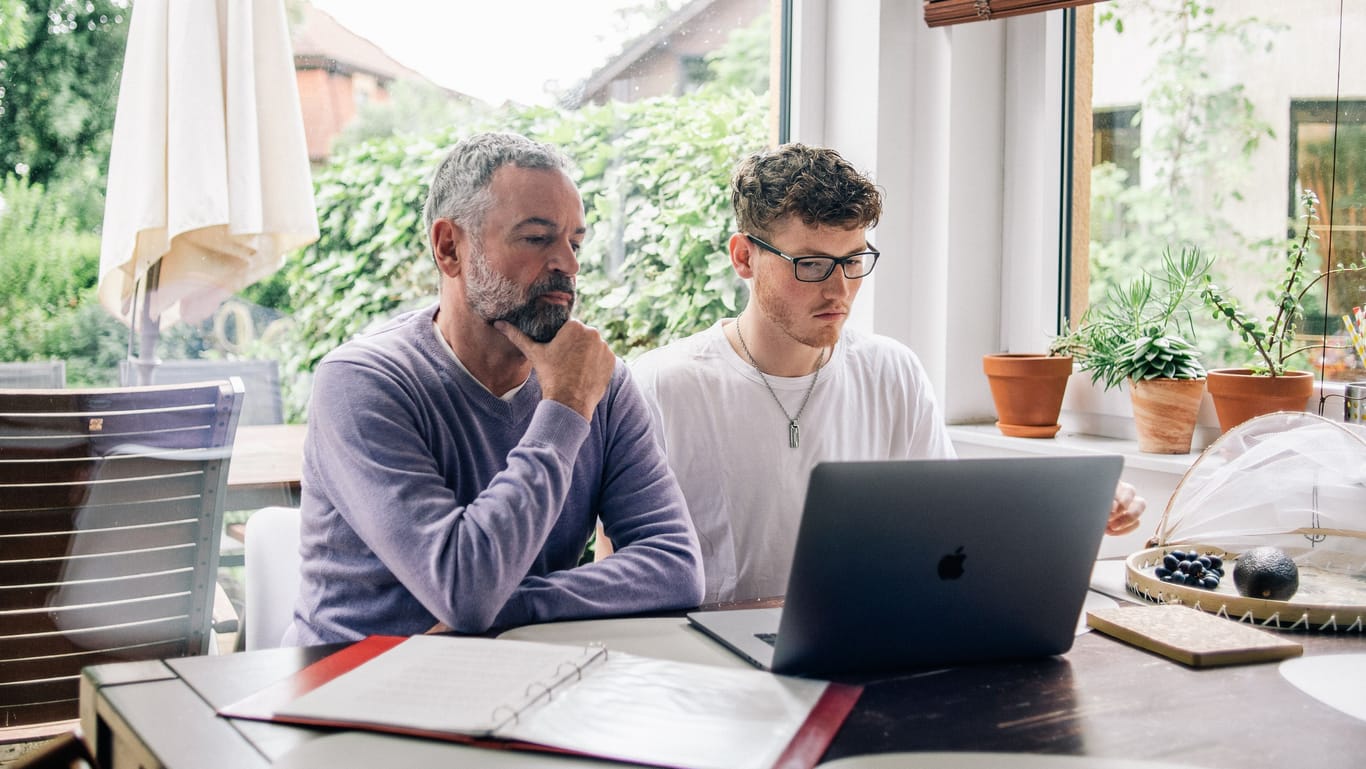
[{"left": 755, "top": 633, "right": 778, "bottom": 647}]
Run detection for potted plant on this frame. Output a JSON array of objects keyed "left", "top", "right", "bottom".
[
  {"left": 982, "top": 335, "right": 1074, "bottom": 439},
  {"left": 1201, "top": 190, "right": 1365, "bottom": 432},
  {"left": 1068, "top": 246, "right": 1212, "bottom": 453}
]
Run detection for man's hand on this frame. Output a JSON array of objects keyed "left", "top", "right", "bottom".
[
  {"left": 496, "top": 319, "right": 615, "bottom": 420},
  {"left": 1107, "top": 480, "right": 1146, "bottom": 536}
]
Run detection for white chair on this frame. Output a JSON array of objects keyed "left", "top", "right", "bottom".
[{"left": 244, "top": 506, "right": 302, "bottom": 650}]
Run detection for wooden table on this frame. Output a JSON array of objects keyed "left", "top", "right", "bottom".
[
  {"left": 226, "top": 424, "right": 307, "bottom": 511},
  {"left": 219, "top": 424, "right": 306, "bottom": 569},
  {"left": 79, "top": 605, "right": 1365, "bottom": 769}
]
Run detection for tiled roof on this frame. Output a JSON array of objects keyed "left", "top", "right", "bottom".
[{"left": 291, "top": 2, "right": 434, "bottom": 85}]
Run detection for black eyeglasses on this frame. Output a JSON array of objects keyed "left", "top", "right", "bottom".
[{"left": 744, "top": 234, "right": 880, "bottom": 282}]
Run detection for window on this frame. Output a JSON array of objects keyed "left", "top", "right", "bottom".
[
  {"left": 1078, "top": 0, "right": 1366, "bottom": 382},
  {"left": 0, "top": 0, "right": 782, "bottom": 396},
  {"left": 680, "top": 54, "right": 712, "bottom": 94},
  {"left": 0, "top": 0, "right": 783, "bottom": 604},
  {"left": 1090, "top": 105, "right": 1141, "bottom": 248},
  {"left": 1092, "top": 106, "right": 1139, "bottom": 183},
  {"left": 1290, "top": 98, "right": 1366, "bottom": 362}
]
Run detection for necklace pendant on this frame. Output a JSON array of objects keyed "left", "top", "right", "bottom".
[{"left": 789, "top": 420, "right": 800, "bottom": 449}]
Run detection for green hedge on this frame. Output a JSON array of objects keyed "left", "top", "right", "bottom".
[
  {"left": 281, "top": 85, "right": 767, "bottom": 417},
  {"left": 0, "top": 175, "right": 125, "bottom": 385}
]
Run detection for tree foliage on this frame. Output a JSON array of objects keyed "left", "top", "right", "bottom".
[
  {"left": 0, "top": 0, "right": 130, "bottom": 219},
  {"left": 286, "top": 83, "right": 766, "bottom": 380},
  {"left": 1091, "top": 0, "right": 1279, "bottom": 300},
  {"left": 0, "top": 4, "right": 772, "bottom": 417},
  {"left": 0, "top": 175, "right": 124, "bottom": 384},
  {"left": 0, "top": 0, "right": 32, "bottom": 51},
  {"left": 282, "top": 15, "right": 772, "bottom": 420},
  {"left": 1091, "top": 0, "right": 1285, "bottom": 368}
]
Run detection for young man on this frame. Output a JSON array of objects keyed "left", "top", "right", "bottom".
[
  {"left": 288, "top": 133, "right": 703, "bottom": 645},
  {"left": 627, "top": 143, "right": 1144, "bottom": 603}
]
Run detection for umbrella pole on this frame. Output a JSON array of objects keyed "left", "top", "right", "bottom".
[{"left": 131, "top": 260, "right": 163, "bottom": 386}]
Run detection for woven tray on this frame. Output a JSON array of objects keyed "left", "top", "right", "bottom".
[{"left": 1125, "top": 545, "right": 1366, "bottom": 632}]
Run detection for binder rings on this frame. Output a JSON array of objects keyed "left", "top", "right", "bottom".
[{"left": 220, "top": 635, "right": 860, "bottom": 769}]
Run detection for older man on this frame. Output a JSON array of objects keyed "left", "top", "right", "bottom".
[
  {"left": 624, "top": 143, "right": 1144, "bottom": 603},
  {"left": 288, "top": 132, "right": 703, "bottom": 644}
]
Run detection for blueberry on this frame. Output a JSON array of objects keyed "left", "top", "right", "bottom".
[
  {"left": 1178, "top": 560, "right": 1192, "bottom": 574},
  {"left": 1201, "top": 576, "right": 1220, "bottom": 590},
  {"left": 1171, "top": 550, "right": 1188, "bottom": 561},
  {"left": 1170, "top": 572, "right": 1188, "bottom": 584},
  {"left": 1208, "top": 555, "right": 1224, "bottom": 570},
  {"left": 1197, "top": 556, "right": 1212, "bottom": 569},
  {"left": 1188, "top": 562, "right": 1205, "bottom": 578},
  {"left": 1155, "top": 566, "right": 1172, "bottom": 579},
  {"left": 1163, "top": 554, "right": 1180, "bottom": 571}
]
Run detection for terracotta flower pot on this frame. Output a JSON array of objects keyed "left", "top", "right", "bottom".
[
  {"left": 1205, "top": 368, "right": 1315, "bottom": 433},
  {"left": 1128, "top": 377, "right": 1205, "bottom": 454},
  {"left": 982, "top": 354, "right": 1073, "bottom": 438}
]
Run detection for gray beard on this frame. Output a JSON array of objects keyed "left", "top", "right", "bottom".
[{"left": 465, "top": 245, "right": 574, "bottom": 343}]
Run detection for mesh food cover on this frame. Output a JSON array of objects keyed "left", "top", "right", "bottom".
[{"left": 1129, "top": 412, "right": 1366, "bottom": 630}]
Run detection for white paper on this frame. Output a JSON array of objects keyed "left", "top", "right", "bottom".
[
  {"left": 1279, "top": 653, "right": 1366, "bottom": 722},
  {"left": 272, "top": 635, "right": 833, "bottom": 769},
  {"left": 505, "top": 652, "right": 830, "bottom": 769},
  {"left": 277, "top": 636, "right": 601, "bottom": 735}
]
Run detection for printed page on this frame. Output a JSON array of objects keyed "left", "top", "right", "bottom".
[
  {"left": 503, "top": 651, "right": 831, "bottom": 769},
  {"left": 275, "top": 635, "right": 602, "bottom": 736}
]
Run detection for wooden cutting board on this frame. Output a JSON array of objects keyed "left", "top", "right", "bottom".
[{"left": 1086, "top": 604, "right": 1304, "bottom": 667}]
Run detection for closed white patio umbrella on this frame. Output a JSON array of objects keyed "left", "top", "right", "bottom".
[{"left": 98, "top": 0, "right": 318, "bottom": 384}]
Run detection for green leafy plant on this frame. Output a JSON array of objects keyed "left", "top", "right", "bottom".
[
  {"left": 0, "top": 175, "right": 126, "bottom": 386},
  {"left": 1047, "top": 324, "right": 1077, "bottom": 357},
  {"left": 1069, "top": 245, "right": 1212, "bottom": 390},
  {"left": 278, "top": 83, "right": 766, "bottom": 420},
  {"left": 1201, "top": 189, "right": 1365, "bottom": 376}
]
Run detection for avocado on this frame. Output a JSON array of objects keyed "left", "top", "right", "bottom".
[{"left": 1232, "top": 546, "right": 1299, "bottom": 601}]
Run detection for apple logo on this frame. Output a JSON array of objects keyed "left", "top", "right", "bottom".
[{"left": 937, "top": 546, "right": 967, "bottom": 580}]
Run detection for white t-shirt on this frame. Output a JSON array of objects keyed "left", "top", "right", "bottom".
[{"left": 631, "top": 320, "right": 955, "bottom": 603}]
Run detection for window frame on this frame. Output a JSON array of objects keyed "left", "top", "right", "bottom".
[{"left": 790, "top": 2, "right": 1070, "bottom": 426}]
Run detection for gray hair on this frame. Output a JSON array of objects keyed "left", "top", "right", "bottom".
[{"left": 422, "top": 132, "right": 570, "bottom": 248}]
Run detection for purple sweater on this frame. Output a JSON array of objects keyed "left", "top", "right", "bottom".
[{"left": 288, "top": 305, "right": 703, "bottom": 644}]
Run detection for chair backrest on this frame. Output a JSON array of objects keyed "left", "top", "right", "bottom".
[
  {"left": 118, "top": 359, "right": 282, "bottom": 425},
  {"left": 0, "top": 361, "right": 66, "bottom": 389},
  {"left": 243, "top": 506, "right": 302, "bottom": 651},
  {"left": 0, "top": 380, "right": 243, "bottom": 731}
]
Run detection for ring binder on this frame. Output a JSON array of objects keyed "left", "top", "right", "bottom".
[
  {"left": 554, "top": 646, "right": 606, "bottom": 683},
  {"left": 554, "top": 661, "right": 583, "bottom": 682},
  {"left": 488, "top": 704, "right": 519, "bottom": 731},
  {"left": 486, "top": 646, "right": 610, "bottom": 730},
  {"left": 522, "top": 681, "right": 552, "bottom": 705},
  {"left": 220, "top": 635, "right": 859, "bottom": 769}
]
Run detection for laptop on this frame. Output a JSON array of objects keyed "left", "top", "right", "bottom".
[{"left": 687, "top": 455, "right": 1123, "bottom": 676}]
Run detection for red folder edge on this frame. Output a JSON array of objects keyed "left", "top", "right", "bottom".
[
  {"left": 772, "top": 682, "right": 862, "bottom": 769},
  {"left": 219, "top": 635, "right": 406, "bottom": 720}
]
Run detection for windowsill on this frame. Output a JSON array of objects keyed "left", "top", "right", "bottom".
[
  {"left": 950, "top": 374, "right": 1360, "bottom": 481},
  {"left": 947, "top": 423, "right": 1199, "bottom": 479}
]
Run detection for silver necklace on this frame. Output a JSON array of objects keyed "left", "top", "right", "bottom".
[{"left": 734, "top": 319, "right": 827, "bottom": 449}]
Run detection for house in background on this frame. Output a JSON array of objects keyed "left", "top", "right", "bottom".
[
  {"left": 289, "top": 2, "right": 465, "bottom": 163},
  {"left": 569, "top": 0, "right": 766, "bottom": 108}
]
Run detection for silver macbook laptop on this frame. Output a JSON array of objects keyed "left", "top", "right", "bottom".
[{"left": 687, "top": 455, "right": 1124, "bottom": 676}]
